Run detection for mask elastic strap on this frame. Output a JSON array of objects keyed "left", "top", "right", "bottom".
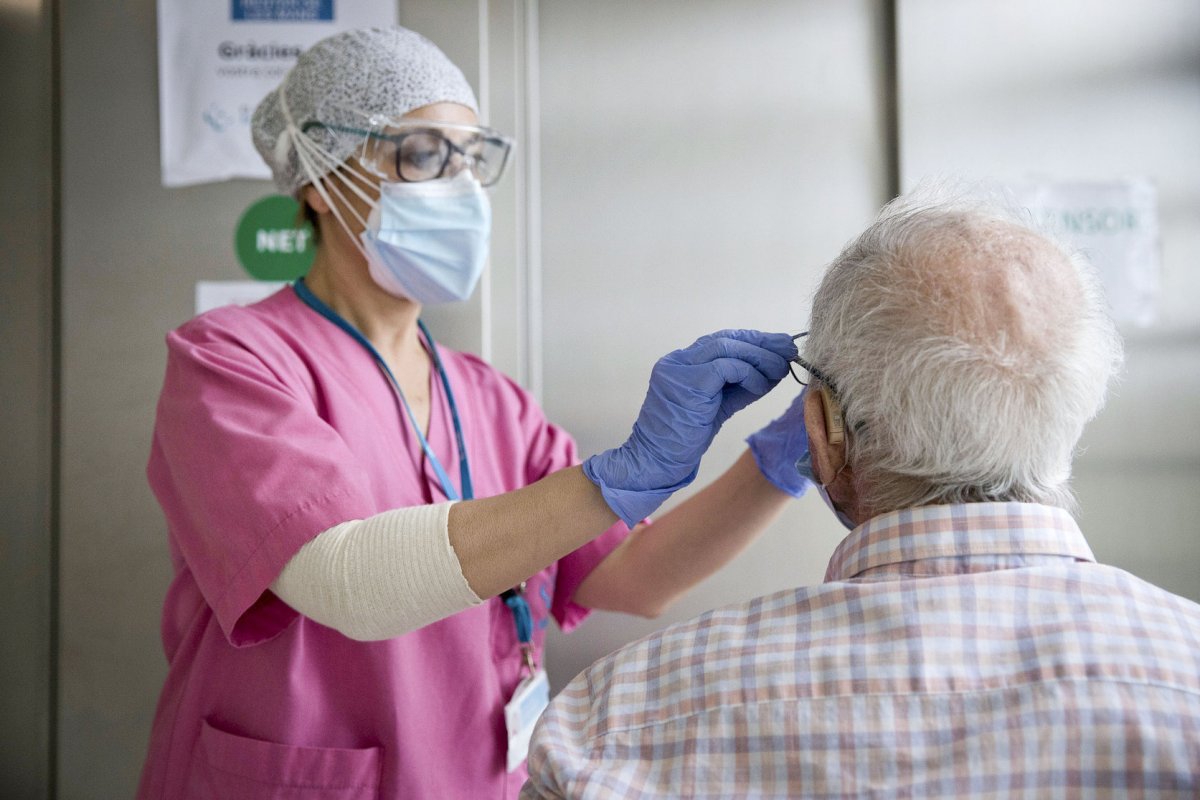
[
  {"left": 294, "top": 133, "right": 379, "bottom": 211},
  {"left": 290, "top": 131, "right": 374, "bottom": 238},
  {"left": 278, "top": 90, "right": 377, "bottom": 262},
  {"left": 819, "top": 460, "right": 848, "bottom": 491},
  {"left": 819, "top": 419, "right": 853, "bottom": 490},
  {"left": 297, "top": 145, "right": 380, "bottom": 242}
]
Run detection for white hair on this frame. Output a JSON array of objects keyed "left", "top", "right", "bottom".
[{"left": 805, "top": 183, "right": 1124, "bottom": 514}]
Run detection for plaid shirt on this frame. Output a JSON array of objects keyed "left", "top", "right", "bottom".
[{"left": 523, "top": 503, "right": 1200, "bottom": 799}]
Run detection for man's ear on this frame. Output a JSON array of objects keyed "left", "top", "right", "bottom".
[{"left": 804, "top": 385, "right": 846, "bottom": 485}]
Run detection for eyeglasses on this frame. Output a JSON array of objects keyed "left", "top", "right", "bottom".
[
  {"left": 304, "top": 120, "right": 514, "bottom": 187},
  {"left": 789, "top": 331, "right": 840, "bottom": 392}
]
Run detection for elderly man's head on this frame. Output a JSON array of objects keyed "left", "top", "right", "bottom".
[{"left": 802, "top": 189, "right": 1123, "bottom": 523}]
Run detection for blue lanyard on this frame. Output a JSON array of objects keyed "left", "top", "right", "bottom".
[
  {"left": 292, "top": 279, "right": 534, "bottom": 654},
  {"left": 292, "top": 278, "right": 473, "bottom": 502}
]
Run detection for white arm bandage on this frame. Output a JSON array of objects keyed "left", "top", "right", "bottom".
[{"left": 269, "top": 501, "right": 483, "bottom": 641}]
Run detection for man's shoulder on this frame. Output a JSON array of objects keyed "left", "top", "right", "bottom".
[
  {"left": 559, "top": 586, "right": 825, "bottom": 735},
  {"left": 559, "top": 556, "right": 1200, "bottom": 732},
  {"left": 1087, "top": 562, "right": 1200, "bottom": 633}
]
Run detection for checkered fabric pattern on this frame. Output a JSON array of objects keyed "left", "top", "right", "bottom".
[{"left": 522, "top": 503, "right": 1200, "bottom": 798}]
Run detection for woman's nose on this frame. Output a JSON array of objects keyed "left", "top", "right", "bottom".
[{"left": 444, "top": 149, "right": 476, "bottom": 179}]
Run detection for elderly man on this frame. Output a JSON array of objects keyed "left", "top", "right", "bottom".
[{"left": 520, "top": 190, "right": 1200, "bottom": 798}]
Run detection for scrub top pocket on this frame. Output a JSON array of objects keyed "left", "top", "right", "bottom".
[{"left": 190, "top": 719, "right": 382, "bottom": 800}]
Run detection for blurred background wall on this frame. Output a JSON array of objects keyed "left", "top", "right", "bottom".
[{"left": 2, "top": 1, "right": 1197, "bottom": 796}]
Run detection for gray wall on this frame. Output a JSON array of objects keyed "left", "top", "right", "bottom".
[
  {"left": 1, "top": 0, "right": 55, "bottom": 796},
  {"left": 3, "top": 1, "right": 1197, "bottom": 797}
]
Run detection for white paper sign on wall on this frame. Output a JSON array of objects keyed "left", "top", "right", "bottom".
[
  {"left": 1009, "top": 179, "right": 1160, "bottom": 327},
  {"left": 195, "top": 280, "right": 286, "bottom": 315},
  {"left": 157, "top": 0, "right": 397, "bottom": 188}
]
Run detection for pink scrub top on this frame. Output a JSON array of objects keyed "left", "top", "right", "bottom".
[{"left": 136, "top": 287, "right": 630, "bottom": 800}]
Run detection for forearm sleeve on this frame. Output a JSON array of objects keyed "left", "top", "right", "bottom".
[{"left": 269, "top": 501, "right": 483, "bottom": 641}]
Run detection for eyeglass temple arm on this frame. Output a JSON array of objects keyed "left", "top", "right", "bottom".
[{"left": 790, "top": 331, "right": 839, "bottom": 391}]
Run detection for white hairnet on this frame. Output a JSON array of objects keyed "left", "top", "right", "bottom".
[{"left": 252, "top": 26, "right": 479, "bottom": 195}]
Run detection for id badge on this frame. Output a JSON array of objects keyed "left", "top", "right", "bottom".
[{"left": 504, "top": 667, "right": 550, "bottom": 772}]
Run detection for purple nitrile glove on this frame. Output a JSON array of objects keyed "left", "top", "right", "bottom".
[
  {"left": 746, "top": 386, "right": 812, "bottom": 497},
  {"left": 583, "top": 330, "right": 797, "bottom": 528}
]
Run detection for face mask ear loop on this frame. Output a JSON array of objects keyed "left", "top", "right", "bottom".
[
  {"left": 294, "top": 133, "right": 379, "bottom": 210},
  {"left": 291, "top": 132, "right": 375, "bottom": 230},
  {"left": 294, "top": 146, "right": 376, "bottom": 264},
  {"left": 300, "top": 155, "right": 369, "bottom": 233},
  {"left": 819, "top": 460, "right": 848, "bottom": 491},
  {"left": 325, "top": 160, "right": 381, "bottom": 215},
  {"left": 279, "top": 89, "right": 377, "bottom": 263}
]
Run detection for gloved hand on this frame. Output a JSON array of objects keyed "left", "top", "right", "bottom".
[
  {"left": 746, "top": 386, "right": 811, "bottom": 497},
  {"left": 583, "top": 330, "right": 797, "bottom": 528}
]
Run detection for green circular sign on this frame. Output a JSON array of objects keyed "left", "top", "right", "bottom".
[{"left": 234, "top": 195, "right": 316, "bottom": 280}]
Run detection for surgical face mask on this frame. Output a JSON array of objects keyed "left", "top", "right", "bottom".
[
  {"left": 796, "top": 449, "right": 856, "bottom": 531},
  {"left": 359, "top": 170, "right": 491, "bottom": 304}
]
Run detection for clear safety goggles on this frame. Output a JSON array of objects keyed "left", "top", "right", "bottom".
[{"left": 304, "top": 117, "right": 514, "bottom": 187}]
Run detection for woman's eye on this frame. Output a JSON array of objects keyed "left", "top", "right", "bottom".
[
  {"left": 398, "top": 133, "right": 448, "bottom": 179},
  {"left": 403, "top": 149, "right": 441, "bottom": 169}
]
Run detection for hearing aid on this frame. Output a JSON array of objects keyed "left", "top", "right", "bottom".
[{"left": 817, "top": 385, "right": 845, "bottom": 447}]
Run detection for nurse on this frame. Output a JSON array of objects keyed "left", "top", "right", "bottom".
[{"left": 137, "top": 26, "right": 810, "bottom": 800}]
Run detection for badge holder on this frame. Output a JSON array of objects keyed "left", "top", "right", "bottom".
[{"left": 502, "top": 583, "right": 550, "bottom": 772}]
